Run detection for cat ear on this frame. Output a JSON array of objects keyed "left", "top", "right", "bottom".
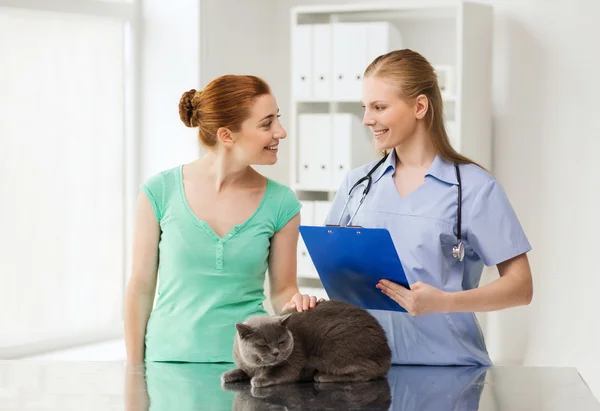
[
  {"left": 236, "top": 323, "right": 254, "bottom": 339},
  {"left": 279, "top": 314, "right": 292, "bottom": 327}
]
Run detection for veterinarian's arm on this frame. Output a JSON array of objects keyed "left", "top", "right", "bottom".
[
  {"left": 124, "top": 192, "right": 159, "bottom": 364},
  {"left": 446, "top": 252, "right": 533, "bottom": 312},
  {"left": 268, "top": 213, "right": 317, "bottom": 314},
  {"left": 378, "top": 253, "right": 532, "bottom": 315}
]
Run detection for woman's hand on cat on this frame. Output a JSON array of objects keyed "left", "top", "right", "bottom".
[
  {"left": 282, "top": 293, "right": 324, "bottom": 312},
  {"left": 377, "top": 280, "right": 449, "bottom": 316}
]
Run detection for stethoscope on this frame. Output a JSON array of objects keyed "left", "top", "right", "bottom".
[{"left": 334, "top": 153, "right": 465, "bottom": 261}]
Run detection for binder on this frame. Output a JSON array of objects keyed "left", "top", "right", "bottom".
[
  {"left": 331, "top": 113, "right": 374, "bottom": 188},
  {"left": 292, "top": 24, "right": 313, "bottom": 100},
  {"left": 332, "top": 23, "right": 366, "bottom": 101},
  {"left": 312, "top": 24, "right": 331, "bottom": 99},
  {"left": 298, "top": 201, "right": 318, "bottom": 278},
  {"left": 299, "top": 225, "right": 410, "bottom": 313}
]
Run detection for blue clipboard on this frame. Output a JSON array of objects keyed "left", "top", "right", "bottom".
[{"left": 299, "top": 225, "right": 410, "bottom": 313}]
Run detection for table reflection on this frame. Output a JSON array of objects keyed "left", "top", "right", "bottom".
[{"left": 126, "top": 362, "right": 487, "bottom": 411}]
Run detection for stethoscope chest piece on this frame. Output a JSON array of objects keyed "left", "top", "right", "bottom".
[{"left": 453, "top": 241, "right": 465, "bottom": 262}]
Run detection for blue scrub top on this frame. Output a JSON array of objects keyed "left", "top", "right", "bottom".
[{"left": 325, "top": 149, "right": 531, "bottom": 366}]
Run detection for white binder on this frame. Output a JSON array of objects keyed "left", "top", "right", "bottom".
[
  {"left": 332, "top": 23, "right": 367, "bottom": 101},
  {"left": 331, "top": 22, "right": 402, "bottom": 102},
  {"left": 366, "top": 22, "right": 402, "bottom": 65},
  {"left": 292, "top": 24, "right": 313, "bottom": 100},
  {"left": 297, "top": 114, "right": 331, "bottom": 189},
  {"left": 311, "top": 24, "right": 331, "bottom": 100},
  {"left": 298, "top": 200, "right": 317, "bottom": 278},
  {"left": 331, "top": 113, "right": 374, "bottom": 189}
]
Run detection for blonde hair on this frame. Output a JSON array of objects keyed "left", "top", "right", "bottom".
[{"left": 364, "top": 49, "right": 482, "bottom": 168}]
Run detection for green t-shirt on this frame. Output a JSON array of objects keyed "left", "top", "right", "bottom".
[{"left": 141, "top": 165, "right": 301, "bottom": 363}]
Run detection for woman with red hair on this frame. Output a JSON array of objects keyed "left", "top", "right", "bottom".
[{"left": 124, "top": 75, "right": 317, "bottom": 364}]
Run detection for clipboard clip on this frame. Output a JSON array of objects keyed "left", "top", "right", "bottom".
[
  {"left": 324, "top": 225, "right": 364, "bottom": 238},
  {"left": 325, "top": 224, "right": 363, "bottom": 228}
]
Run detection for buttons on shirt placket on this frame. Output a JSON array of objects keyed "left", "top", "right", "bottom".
[
  {"left": 215, "top": 227, "right": 239, "bottom": 270},
  {"left": 216, "top": 241, "right": 224, "bottom": 270}
]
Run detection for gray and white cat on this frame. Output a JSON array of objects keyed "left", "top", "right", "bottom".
[{"left": 221, "top": 300, "right": 392, "bottom": 388}]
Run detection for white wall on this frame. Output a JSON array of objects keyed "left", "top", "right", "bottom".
[
  {"left": 484, "top": 0, "right": 600, "bottom": 396},
  {"left": 143, "top": 0, "right": 600, "bottom": 399},
  {"left": 140, "top": 0, "right": 202, "bottom": 180},
  {"left": 198, "top": 0, "right": 289, "bottom": 182}
]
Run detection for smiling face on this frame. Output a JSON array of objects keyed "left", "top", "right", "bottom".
[
  {"left": 361, "top": 76, "right": 428, "bottom": 152},
  {"left": 227, "top": 93, "right": 287, "bottom": 166}
]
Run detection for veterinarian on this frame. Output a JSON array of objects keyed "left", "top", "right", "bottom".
[{"left": 325, "top": 49, "right": 533, "bottom": 366}]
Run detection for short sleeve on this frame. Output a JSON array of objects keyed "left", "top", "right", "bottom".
[
  {"left": 275, "top": 186, "right": 302, "bottom": 232},
  {"left": 467, "top": 179, "right": 532, "bottom": 266},
  {"left": 140, "top": 172, "right": 165, "bottom": 222},
  {"left": 325, "top": 173, "right": 350, "bottom": 226}
]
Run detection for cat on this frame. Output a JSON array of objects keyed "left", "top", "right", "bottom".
[{"left": 221, "top": 299, "right": 392, "bottom": 388}]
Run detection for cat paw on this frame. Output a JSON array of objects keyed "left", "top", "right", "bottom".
[
  {"left": 250, "top": 385, "right": 278, "bottom": 399},
  {"left": 251, "top": 376, "right": 274, "bottom": 388},
  {"left": 221, "top": 368, "right": 249, "bottom": 384}
]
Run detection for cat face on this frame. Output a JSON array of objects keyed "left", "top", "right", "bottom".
[{"left": 235, "top": 314, "right": 294, "bottom": 367}]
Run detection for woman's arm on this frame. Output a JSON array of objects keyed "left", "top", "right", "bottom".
[
  {"left": 378, "top": 253, "right": 533, "bottom": 316},
  {"left": 123, "top": 192, "right": 160, "bottom": 364},
  {"left": 267, "top": 213, "right": 317, "bottom": 314},
  {"left": 446, "top": 252, "right": 533, "bottom": 312}
]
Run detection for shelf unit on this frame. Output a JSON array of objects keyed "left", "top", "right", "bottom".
[{"left": 289, "top": 1, "right": 493, "bottom": 289}]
